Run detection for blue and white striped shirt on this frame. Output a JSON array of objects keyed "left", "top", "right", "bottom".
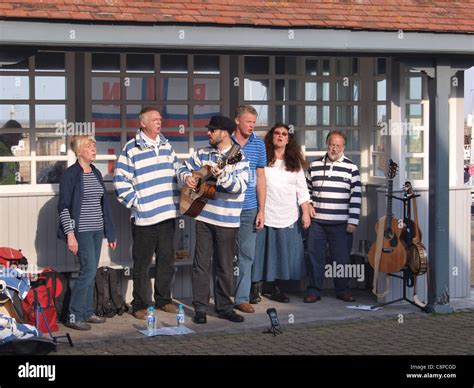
[
  {"left": 177, "top": 145, "right": 249, "bottom": 228},
  {"left": 232, "top": 132, "right": 266, "bottom": 210},
  {"left": 60, "top": 172, "right": 104, "bottom": 234},
  {"left": 306, "top": 154, "right": 361, "bottom": 225},
  {"left": 114, "top": 130, "right": 179, "bottom": 226}
]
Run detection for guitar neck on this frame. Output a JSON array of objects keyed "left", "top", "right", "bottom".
[
  {"left": 384, "top": 178, "right": 393, "bottom": 231},
  {"left": 412, "top": 191, "right": 420, "bottom": 241}
]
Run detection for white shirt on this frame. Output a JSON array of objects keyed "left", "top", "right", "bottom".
[{"left": 264, "top": 159, "right": 310, "bottom": 228}]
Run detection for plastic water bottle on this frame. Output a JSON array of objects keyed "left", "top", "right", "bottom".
[
  {"left": 146, "top": 306, "right": 156, "bottom": 336},
  {"left": 176, "top": 304, "right": 185, "bottom": 334}
]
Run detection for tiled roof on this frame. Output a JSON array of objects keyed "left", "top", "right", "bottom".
[{"left": 1, "top": 0, "right": 474, "bottom": 34}]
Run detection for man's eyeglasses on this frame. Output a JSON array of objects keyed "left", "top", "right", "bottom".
[{"left": 327, "top": 144, "right": 344, "bottom": 150}]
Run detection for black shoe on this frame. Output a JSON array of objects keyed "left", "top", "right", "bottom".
[
  {"left": 218, "top": 310, "right": 244, "bottom": 323},
  {"left": 64, "top": 321, "right": 91, "bottom": 331},
  {"left": 193, "top": 311, "right": 207, "bottom": 324},
  {"left": 86, "top": 314, "right": 106, "bottom": 324},
  {"left": 268, "top": 286, "right": 290, "bottom": 303},
  {"left": 249, "top": 282, "right": 262, "bottom": 304}
]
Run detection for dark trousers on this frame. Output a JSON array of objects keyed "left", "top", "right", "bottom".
[
  {"left": 192, "top": 221, "right": 238, "bottom": 314},
  {"left": 131, "top": 218, "right": 175, "bottom": 312},
  {"left": 306, "top": 221, "right": 353, "bottom": 297}
]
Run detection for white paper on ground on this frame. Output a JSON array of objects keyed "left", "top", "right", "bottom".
[
  {"left": 138, "top": 326, "right": 194, "bottom": 336},
  {"left": 346, "top": 305, "right": 382, "bottom": 311}
]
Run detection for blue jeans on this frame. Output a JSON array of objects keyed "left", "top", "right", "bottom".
[
  {"left": 68, "top": 231, "right": 103, "bottom": 322},
  {"left": 234, "top": 208, "right": 258, "bottom": 305},
  {"left": 306, "top": 222, "right": 353, "bottom": 297}
]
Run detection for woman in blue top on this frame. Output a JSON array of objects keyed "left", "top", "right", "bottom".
[{"left": 57, "top": 135, "right": 116, "bottom": 331}]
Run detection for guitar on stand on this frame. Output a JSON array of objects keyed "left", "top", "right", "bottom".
[
  {"left": 404, "top": 181, "right": 428, "bottom": 308},
  {"left": 180, "top": 144, "right": 242, "bottom": 218}
]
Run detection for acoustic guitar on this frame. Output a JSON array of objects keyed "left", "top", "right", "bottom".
[
  {"left": 180, "top": 144, "right": 242, "bottom": 218},
  {"left": 368, "top": 160, "right": 407, "bottom": 273},
  {"left": 404, "top": 182, "right": 428, "bottom": 275}
]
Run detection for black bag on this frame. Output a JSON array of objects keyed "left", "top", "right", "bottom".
[
  {"left": 0, "top": 337, "right": 56, "bottom": 355},
  {"left": 93, "top": 267, "right": 127, "bottom": 318}
]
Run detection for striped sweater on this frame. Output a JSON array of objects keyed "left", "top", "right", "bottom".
[
  {"left": 114, "top": 130, "right": 179, "bottom": 226},
  {"left": 177, "top": 145, "right": 249, "bottom": 228},
  {"left": 306, "top": 154, "right": 361, "bottom": 225}
]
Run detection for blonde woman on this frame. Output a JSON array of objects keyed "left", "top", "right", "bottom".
[{"left": 57, "top": 135, "right": 117, "bottom": 330}]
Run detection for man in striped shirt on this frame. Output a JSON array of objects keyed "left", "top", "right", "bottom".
[
  {"left": 178, "top": 115, "right": 249, "bottom": 324},
  {"left": 304, "top": 130, "right": 361, "bottom": 303},
  {"left": 114, "top": 107, "right": 180, "bottom": 320}
]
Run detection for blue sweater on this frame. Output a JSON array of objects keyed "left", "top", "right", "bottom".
[{"left": 57, "top": 161, "right": 116, "bottom": 243}]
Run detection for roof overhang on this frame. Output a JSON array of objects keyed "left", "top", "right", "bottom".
[{"left": 1, "top": 20, "right": 474, "bottom": 54}]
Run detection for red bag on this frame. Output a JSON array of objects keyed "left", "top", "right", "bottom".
[
  {"left": 0, "top": 247, "right": 28, "bottom": 269},
  {"left": 22, "top": 277, "right": 58, "bottom": 333}
]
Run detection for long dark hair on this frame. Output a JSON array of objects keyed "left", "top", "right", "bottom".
[{"left": 264, "top": 123, "right": 307, "bottom": 172}]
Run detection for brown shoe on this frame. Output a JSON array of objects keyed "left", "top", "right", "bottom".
[
  {"left": 303, "top": 294, "right": 321, "bottom": 303},
  {"left": 234, "top": 303, "right": 255, "bottom": 313},
  {"left": 158, "top": 303, "right": 178, "bottom": 314},
  {"left": 133, "top": 309, "right": 148, "bottom": 320},
  {"left": 336, "top": 292, "right": 355, "bottom": 302}
]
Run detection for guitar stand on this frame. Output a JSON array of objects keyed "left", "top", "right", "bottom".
[
  {"left": 372, "top": 268, "right": 426, "bottom": 311},
  {"left": 374, "top": 193, "right": 426, "bottom": 311},
  {"left": 35, "top": 303, "right": 74, "bottom": 350}
]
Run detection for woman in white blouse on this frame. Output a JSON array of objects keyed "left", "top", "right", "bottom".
[{"left": 250, "top": 124, "right": 311, "bottom": 303}]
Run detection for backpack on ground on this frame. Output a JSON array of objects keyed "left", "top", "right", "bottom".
[
  {"left": 93, "top": 267, "right": 128, "bottom": 318},
  {"left": 40, "top": 268, "right": 71, "bottom": 323},
  {"left": 21, "top": 277, "right": 58, "bottom": 333},
  {"left": 0, "top": 247, "right": 28, "bottom": 269}
]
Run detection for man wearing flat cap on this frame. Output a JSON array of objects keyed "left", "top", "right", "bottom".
[{"left": 178, "top": 115, "right": 250, "bottom": 324}]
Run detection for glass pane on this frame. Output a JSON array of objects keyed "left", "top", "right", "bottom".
[
  {"left": 322, "top": 60, "right": 330, "bottom": 76},
  {"left": 353, "top": 80, "right": 360, "bottom": 101},
  {"left": 343, "top": 130, "right": 359, "bottom": 151},
  {"left": 322, "top": 82, "right": 330, "bottom": 101},
  {"left": 377, "top": 58, "right": 386, "bottom": 75},
  {"left": 126, "top": 104, "right": 144, "bottom": 129},
  {"left": 336, "top": 81, "right": 350, "bottom": 101},
  {"left": 35, "top": 76, "right": 66, "bottom": 100},
  {"left": 0, "top": 58, "right": 29, "bottom": 72},
  {"left": 375, "top": 105, "right": 387, "bottom": 126},
  {"left": 244, "top": 79, "right": 269, "bottom": 101},
  {"left": 276, "top": 79, "right": 285, "bottom": 101},
  {"left": 92, "top": 77, "right": 120, "bottom": 100},
  {"left": 244, "top": 56, "right": 269, "bottom": 74},
  {"left": 336, "top": 105, "right": 349, "bottom": 126},
  {"left": 161, "top": 128, "right": 189, "bottom": 154},
  {"left": 288, "top": 105, "right": 297, "bottom": 126},
  {"left": 160, "top": 78, "right": 188, "bottom": 100},
  {"left": 305, "top": 106, "right": 317, "bottom": 126},
  {"left": 0, "top": 105, "right": 29, "bottom": 128},
  {"left": 0, "top": 76, "right": 29, "bottom": 99},
  {"left": 322, "top": 106, "right": 330, "bottom": 126},
  {"left": 288, "top": 80, "right": 298, "bottom": 101},
  {"left": 306, "top": 59, "right": 318, "bottom": 76},
  {"left": 36, "top": 132, "right": 66, "bottom": 156},
  {"left": 193, "top": 104, "right": 219, "bottom": 128},
  {"left": 353, "top": 105, "right": 359, "bottom": 126},
  {"left": 92, "top": 53, "right": 120, "bottom": 73},
  {"left": 407, "top": 77, "right": 422, "bottom": 100},
  {"left": 36, "top": 105, "right": 66, "bottom": 128},
  {"left": 95, "top": 131, "right": 122, "bottom": 175},
  {"left": 348, "top": 154, "right": 360, "bottom": 169},
  {"left": 275, "top": 105, "right": 284, "bottom": 124},
  {"left": 126, "top": 54, "right": 154, "bottom": 73},
  {"left": 305, "top": 130, "right": 317, "bottom": 150},
  {"left": 275, "top": 56, "right": 297, "bottom": 75},
  {"left": 92, "top": 104, "right": 121, "bottom": 128},
  {"left": 305, "top": 82, "right": 317, "bottom": 101},
  {"left": 336, "top": 58, "right": 354, "bottom": 76},
  {"left": 372, "top": 154, "right": 386, "bottom": 177},
  {"left": 406, "top": 103, "right": 423, "bottom": 127},
  {"left": 161, "top": 55, "right": 188, "bottom": 74},
  {"left": 193, "top": 78, "right": 220, "bottom": 101},
  {"left": 125, "top": 77, "right": 155, "bottom": 100},
  {"left": 37, "top": 161, "right": 66, "bottom": 184},
  {"left": 406, "top": 129, "right": 423, "bottom": 153},
  {"left": 193, "top": 130, "right": 210, "bottom": 151},
  {"left": 253, "top": 105, "right": 268, "bottom": 127},
  {"left": 36, "top": 52, "right": 65, "bottom": 72},
  {"left": 92, "top": 160, "right": 116, "bottom": 182},
  {"left": 0, "top": 161, "right": 30, "bottom": 185},
  {"left": 162, "top": 105, "right": 189, "bottom": 128},
  {"left": 0, "top": 131, "right": 28, "bottom": 156},
  {"left": 406, "top": 157, "right": 423, "bottom": 180},
  {"left": 194, "top": 55, "right": 220, "bottom": 74},
  {"left": 376, "top": 79, "right": 386, "bottom": 101}
]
